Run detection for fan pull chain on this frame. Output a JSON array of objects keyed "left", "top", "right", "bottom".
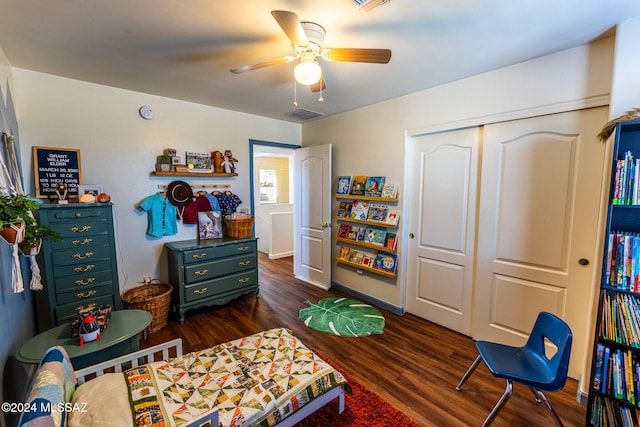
[
  {"left": 318, "top": 82, "right": 324, "bottom": 102},
  {"left": 293, "top": 80, "right": 298, "bottom": 106}
]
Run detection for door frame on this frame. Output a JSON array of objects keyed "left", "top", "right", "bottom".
[{"left": 248, "top": 139, "right": 300, "bottom": 218}]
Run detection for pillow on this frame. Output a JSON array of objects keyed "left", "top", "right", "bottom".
[
  {"left": 67, "top": 373, "right": 132, "bottom": 427},
  {"left": 19, "top": 346, "right": 77, "bottom": 427}
]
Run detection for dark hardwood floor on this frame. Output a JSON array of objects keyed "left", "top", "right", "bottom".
[{"left": 142, "top": 253, "right": 587, "bottom": 426}]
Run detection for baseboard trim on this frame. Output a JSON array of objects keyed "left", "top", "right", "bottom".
[
  {"left": 268, "top": 251, "right": 293, "bottom": 259},
  {"left": 331, "top": 282, "right": 405, "bottom": 315}
]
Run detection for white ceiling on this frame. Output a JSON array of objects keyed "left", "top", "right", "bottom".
[{"left": 1, "top": 0, "right": 639, "bottom": 123}]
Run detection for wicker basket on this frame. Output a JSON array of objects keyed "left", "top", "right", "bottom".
[
  {"left": 121, "top": 281, "right": 173, "bottom": 333},
  {"left": 224, "top": 216, "right": 254, "bottom": 238}
]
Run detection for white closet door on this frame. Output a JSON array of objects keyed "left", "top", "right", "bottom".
[
  {"left": 405, "top": 127, "right": 480, "bottom": 335},
  {"left": 473, "top": 107, "right": 608, "bottom": 379}
]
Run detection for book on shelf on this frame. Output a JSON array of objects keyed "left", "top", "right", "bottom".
[
  {"left": 337, "top": 201, "right": 352, "bottom": 218},
  {"left": 362, "top": 251, "right": 377, "bottom": 268},
  {"left": 349, "top": 200, "right": 369, "bottom": 221},
  {"left": 367, "top": 203, "right": 389, "bottom": 222},
  {"left": 336, "top": 176, "right": 352, "bottom": 195},
  {"left": 364, "top": 227, "right": 387, "bottom": 246},
  {"left": 385, "top": 232, "right": 397, "bottom": 250},
  {"left": 373, "top": 251, "right": 398, "bottom": 274},
  {"left": 381, "top": 183, "right": 399, "bottom": 199},
  {"left": 350, "top": 176, "right": 367, "bottom": 196},
  {"left": 337, "top": 223, "right": 351, "bottom": 239},
  {"left": 385, "top": 209, "right": 400, "bottom": 226},
  {"left": 349, "top": 250, "right": 365, "bottom": 265},
  {"left": 364, "top": 176, "right": 385, "bottom": 197},
  {"left": 337, "top": 246, "right": 351, "bottom": 260}
]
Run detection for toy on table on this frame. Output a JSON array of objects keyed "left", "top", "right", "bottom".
[{"left": 78, "top": 315, "right": 101, "bottom": 346}]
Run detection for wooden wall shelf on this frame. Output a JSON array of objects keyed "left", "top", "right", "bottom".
[
  {"left": 336, "top": 258, "right": 397, "bottom": 278},
  {"left": 151, "top": 171, "right": 238, "bottom": 178},
  {"left": 336, "top": 194, "right": 398, "bottom": 202}
]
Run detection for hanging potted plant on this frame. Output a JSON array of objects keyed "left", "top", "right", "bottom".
[
  {"left": 0, "top": 193, "right": 39, "bottom": 244},
  {"left": 19, "top": 222, "right": 62, "bottom": 256}
]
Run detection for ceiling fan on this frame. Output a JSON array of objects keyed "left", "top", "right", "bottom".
[{"left": 230, "top": 10, "right": 392, "bottom": 93}]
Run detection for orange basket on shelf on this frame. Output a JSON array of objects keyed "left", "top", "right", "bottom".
[{"left": 121, "top": 281, "right": 173, "bottom": 333}]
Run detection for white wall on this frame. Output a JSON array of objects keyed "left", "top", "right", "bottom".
[
  {"left": 303, "top": 36, "right": 615, "bottom": 310},
  {"left": 12, "top": 69, "right": 301, "bottom": 291}
]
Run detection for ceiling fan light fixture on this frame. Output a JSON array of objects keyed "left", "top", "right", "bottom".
[{"left": 294, "top": 58, "right": 322, "bottom": 85}]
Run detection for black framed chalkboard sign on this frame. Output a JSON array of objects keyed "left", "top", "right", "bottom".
[{"left": 33, "top": 146, "right": 82, "bottom": 199}]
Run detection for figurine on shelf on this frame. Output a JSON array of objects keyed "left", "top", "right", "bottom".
[
  {"left": 78, "top": 314, "right": 101, "bottom": 346},
  {"left": 211, "top": 151, "right": 224, "bottom": 173},
  {"left": 223, "top": 149, "right": 238, "bottom": 173}
]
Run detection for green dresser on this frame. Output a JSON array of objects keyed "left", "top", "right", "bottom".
[
  {"left": 35, "top": 203, "right": 122, "bottom": 332},
  {"left": 166, "top": 237, "right": 259, "bottom": 323}
]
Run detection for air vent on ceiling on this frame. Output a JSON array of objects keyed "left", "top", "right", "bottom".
[
  {"left": 286, "top": 108, "right": 324, "bottom": 121},
  {"left": 352, "top": 0, "right": 390, "bottom": 12}
]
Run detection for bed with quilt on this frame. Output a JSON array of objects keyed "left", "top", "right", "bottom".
[{"left": 18, "top": 327, "right": 350, "bottom": 427}]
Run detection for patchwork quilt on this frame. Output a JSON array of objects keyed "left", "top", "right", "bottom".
[{"left": 124, "top": 327, "right": 349, "bottom": 427}]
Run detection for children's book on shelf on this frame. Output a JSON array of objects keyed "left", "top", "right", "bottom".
[
  {"left": 364, "top": 227, "right": 387, "bottom": 246},
  {"left": 381, "top": 183, "right": 399, "bottom": 199},
  {"left": 350, "top": 200, "right": 369, "bottom": 220},
  {"left": 367, "top": 203, "right": 389, "bottom": 222},
  {"left": 365, "top": 176, "right": 385, "bottom": 197},
  {"left": 385, "top": 232, "right": 397, "bottom": 250},
  {"left": 362, "top": 251, "right": 376, "bottom": 268},
  {"left": 349, "top": 250, "right": 365, "bottom": 265},
  {"left": 338, "top": 246, "right": 351, "bottom": 260},
  {"left": 385, "top": 209, "right": 400, "bottom": 226},
  {"left": 336, "top": 176, "right": 352, "bottom": 195},
  {"left": 350, "top": 176, "right": 367, "bottom": 196},
  {"left": 337, "top": 201, "right": 352, "bottom": 218},
  {"left": 373, "top": 251, "right": 398, "bottom": 274},
  {"left": 337, "top": 224, "right": 351, "bottom": 239},
  {"left": 354, "top": 226, "right": 365, "bottom": 241}
]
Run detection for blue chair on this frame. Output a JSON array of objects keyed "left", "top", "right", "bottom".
[{"left": 456, "top": 312, "right": 572, "bottom": 426}]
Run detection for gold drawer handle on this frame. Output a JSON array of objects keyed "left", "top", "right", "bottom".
[
  {"left": 72, "top": 238, "right": 93, "bottom": 245},
  {"left": 194, "top": 269, "right": 209, "bottom": 276},
  {"left": 192, "top": 253, "right": 207, "bottom": 259},
  {"left": 75, "top": 212, "right": 82, "bottom": 218},
  {"left": 71, "top": 225, "right": 92, "bottom": 233},
  {"left": 74, "top": 278, "right": 96, "bottom": 286},
  {"left": 239, "top": 260, "right": 251, "bottom": 266},
  {"left": 238, "top": 278, "right": 250, "bottom": 283},
  {"left": 193, "top": 287, "right": 207, "bottom": 295},
  {"left": 73, "top": 264, "right": 95, "bottom": 272},
  {"left": 76, "top": 290, "right": 96, "bottom": 299},
  {"left": 72, "top": 252, "right": 94, "bottom": 260},
  {"left": 237, "top": 246, "right": 250, "bottom": 252}
]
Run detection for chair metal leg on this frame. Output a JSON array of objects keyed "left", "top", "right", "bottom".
[
  {"left": 482, "top": 380, "right": 513, "bottom": 427},
  {"left": 530, "top": 388, "right": 564, "bottom": 427},
  {"left": 529, "top": 386, "right": 542, "bottom": 403},
  {"left": 456, "top": 354, "right": 482, "bottom": 390}
]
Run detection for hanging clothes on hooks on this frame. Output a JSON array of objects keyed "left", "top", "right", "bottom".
[
  {"left": 213, "top": 190, "right": 242, "bottom": 217},
  {"left": 138, "top": 192, "right": 178, "bottom": 237}
]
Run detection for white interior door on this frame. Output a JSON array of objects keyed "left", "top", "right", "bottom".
[
  {"left": 405, "top": 127, "right": 480, "bottom": 335},
  {"left": 473, "top": 107, "right": 608, "bottom": 379},
  {"left": 293, "top": 144, "right": 332, "bottom": 289}
]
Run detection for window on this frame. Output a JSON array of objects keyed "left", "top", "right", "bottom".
[{"left": 259, "top": 169, "right": 277, "bottom": 204}]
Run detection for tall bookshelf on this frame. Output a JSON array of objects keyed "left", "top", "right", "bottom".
[{"left": 587, "top": 120, "right": 640, "bottom": 426}]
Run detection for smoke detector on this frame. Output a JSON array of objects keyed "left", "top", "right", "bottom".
[{"left": 351, "top": 0, "right": 390, "bottom": 13}]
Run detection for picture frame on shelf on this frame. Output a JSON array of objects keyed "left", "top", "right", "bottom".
[
  {"left": 77, "top": 184, "right": 103, "bottom": 197},
  {"left": 186, "top": 151, "right": 213, "bottom": 173}
]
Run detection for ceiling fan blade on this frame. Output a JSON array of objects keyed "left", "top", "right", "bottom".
[
  {"left": 271, "top": 10, "right": 309, "bottom": 47},
  {"left": 230, "top": 56, "right": 295, "bottom": 74},
  {"left": 310, "top": 77, "right": 326, "bottom": 93},
  {"left": 322, "top": 48, "right": 392, "bottom": 64}
]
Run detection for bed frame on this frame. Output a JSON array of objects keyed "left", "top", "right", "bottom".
[{"left": 74, "top": 338, "right": 345, "bottom": 427}]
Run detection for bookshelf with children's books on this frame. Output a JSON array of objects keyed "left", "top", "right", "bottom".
[
  {"left": 334, "top": 175, "right": 399, "bottom": 278},
  {"left": 587, "top": 120, "right": 640, "bottom": 426}
]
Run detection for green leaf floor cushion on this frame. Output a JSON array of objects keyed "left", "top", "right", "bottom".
[
  {"left": 19, "top": 346, "right": 77, "bottom": 427},
  {"left": 299, "top": 297, "right": 385, "bottom": 336}
]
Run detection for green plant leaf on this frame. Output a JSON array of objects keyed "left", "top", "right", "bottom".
[{"left": 299, "top": 297, "right": 385, "bottom": 337}]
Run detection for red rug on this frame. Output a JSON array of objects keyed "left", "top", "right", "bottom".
[{"left": 294, "top": 352, "right": 420, "bottom": 427}]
